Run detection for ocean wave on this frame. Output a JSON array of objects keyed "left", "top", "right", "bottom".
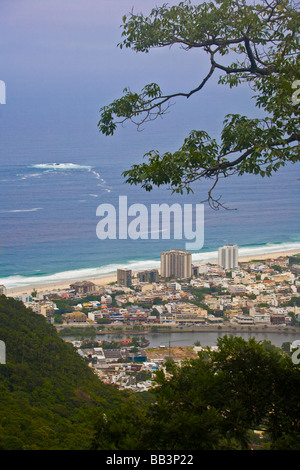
[
  {"left": 27, "top": 163, "right": 113, "bottom": 193},
  {"left": 28, "top": 163, "right": 112, "bottom": 191},
  {"left": 2, "top": 241, "right": 300, "bottom": 290},
  {"left": 0, "top": 207, "right": 43, "bottom": 213},
  {"left": 89, "top": 169, "right": 102, "bottom": 179},
  {"left": 18, "top": 172, "right": 44, "bottom": 180},
  {"left": 31, "top": 163, "right": 92, "bottom": 170},
  {"left": 192, "top": 241, "right": 300, "bottom": 263},
  {"left": 1, "top": 260, "right": 160, "bottom": 290},
  {"left": 89, "top": 168, "right": 112, "bottom": 192}
]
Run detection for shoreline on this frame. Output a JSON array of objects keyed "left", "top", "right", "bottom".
[
  {"left": 55, "top": 323, "right": 300, "bottom": 336},
  {"left": 5, "top": 248, "right": 300, "bottom": 297}
]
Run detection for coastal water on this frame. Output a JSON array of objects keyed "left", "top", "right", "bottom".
[
  {"left": 0, "top": 158, "right": 299, "bottom": 289},
  {"left": 0, "top": 0, "right": 299, "bottom": 291},
  {"left": 68, "top": 330, "right": 299, "bottom": 349}
]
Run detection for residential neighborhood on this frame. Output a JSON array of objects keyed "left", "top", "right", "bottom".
[{"left": 7, "top": 251, "right": 300, "bottom": 391}]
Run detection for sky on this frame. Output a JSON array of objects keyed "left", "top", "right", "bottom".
[
  {"left": 0, "top": 0, "right": 258, "bottom": 168},
  {"left": 0, "top": 0, "right": 299, "bottom": 283}
]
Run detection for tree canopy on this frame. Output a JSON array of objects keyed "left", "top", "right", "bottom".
[
  {"left": 98, "top": 0, "right": 300, "bottom": 208},
  {"left": 92, "top": 335, "right": 300, "bottom": 450},
  {"left": 0, "top": 296, "right": 128, "bottom": 449},
  {"left": 1, "top": 296, "right": 299, "bottom": 450}
]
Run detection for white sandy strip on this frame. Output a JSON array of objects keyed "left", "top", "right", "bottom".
[{"left": 5, "top": 249, "right": 300, "bottom": 298}]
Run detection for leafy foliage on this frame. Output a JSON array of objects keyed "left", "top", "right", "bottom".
[
  {"left": 1, "top": 295, "right": 299, "bottom": 450},
  {"left": 92, "top": 335, "right": 300, "bottom": 450},
  {"left": 98, "top": 0, "right": 300, "bottom": 208},
  {"left": 0, "top": 295, "right": 128, "bottom": 449}
]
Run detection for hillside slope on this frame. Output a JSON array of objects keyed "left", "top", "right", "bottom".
[{"left": 0, "top": 295, "right": 126, "bottom": 450}]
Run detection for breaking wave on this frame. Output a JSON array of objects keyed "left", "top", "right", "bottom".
[
  {"left": 31, "top": 163, "right": 92, "bottom": 170},
  {"left": 2, "top": 241, "right": 300, "bottom": 290},
  {"left": 0, "top": 207, "right": 43, "bottom": 213}
]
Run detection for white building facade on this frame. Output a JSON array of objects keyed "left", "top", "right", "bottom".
[{"left": 218, "top": 245, "right": 239, "bottom": 270}]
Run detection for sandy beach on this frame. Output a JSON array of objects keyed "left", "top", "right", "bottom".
[{"left": 5, "top": 248, "right": 300, "bottom": 297}]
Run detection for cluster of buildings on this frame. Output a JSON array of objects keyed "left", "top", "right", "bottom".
[
  {"left": 71, "top": 338, "right": 200, "bottom": 392},
  {"left": 117, "top": 245, "right": 239, "bottom": 288},
  {"left": 74, "top": 340, "right": 157, "bottom": 392},
  {"left": 6, "top": 245, "right": 300, "bottom": 390},
  {"left": 9, "top": 246, "right": 300, "bottom": 330},
  {"left": 115, "top": 249, "right": 193, "bottom": 288}
]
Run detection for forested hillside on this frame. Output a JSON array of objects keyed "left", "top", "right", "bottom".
[
  {"left": 0, "top": 295, "right": 127, "bottom": 450},
  {"left": 0, "top": 295, "right": 299, "bottom": 450},
  {"left": 92, "top": 336, "right": 300, "bottom": 450}
]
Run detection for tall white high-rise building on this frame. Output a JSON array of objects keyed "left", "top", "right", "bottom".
[
  {"left": 218, "top": 245, "right": 238, "bottom": 270},
  {"left": 160, "top": 249, "right": 192, "bottom": 280}
]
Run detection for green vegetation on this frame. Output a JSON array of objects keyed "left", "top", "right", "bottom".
[
  {"left": 57, "top": 325, "right": 103, "bottom": 338},
  {"left": 92, "top": 336, "right": 300, "bottom": 450},
  {"left": 289, "top": 255, "right": 300, "bottom": 265},
  {"left": 271, "top": 265, "right": 283, "bottom": 273},
  {"left": 1, "top": 295, "right": 299, "bottom": 450},
  {"left": 98, "top": 0, "right": 300, "bottom": 209},
  {"left": 0, "top": 296, "right": 130, "bottom": 450},
  {"left": 286, "top": 296, "right": 300, "bottom": 307},
  {"left": 53, "top": 297, "right": 81, "bottom": 314}
]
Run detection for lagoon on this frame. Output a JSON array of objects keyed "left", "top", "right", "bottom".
[{"left": 87, "top": 330, "right": 299, "bottom": 349}]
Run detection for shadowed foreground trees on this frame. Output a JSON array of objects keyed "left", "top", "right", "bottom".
[
  {"left": 92, "top": 336, "right": 300, "bottom": 450},
  {"left": 0, "top": 295, "right": 128, "bottom": 450},
  {"left": 0, "top": 295, "right": 299, "bottom": 450}
]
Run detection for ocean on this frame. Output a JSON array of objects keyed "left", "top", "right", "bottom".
[
  {"left": 0, "top": 140, "right": 299, "bottom": 290},
  {"left": 1, "top": 0, "right": 299, "bottom": 291}
]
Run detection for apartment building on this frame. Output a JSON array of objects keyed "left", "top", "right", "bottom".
[
  {"left": 117, "top": 268, "right": 132, "bottom": 287},
  {"left": 160, "top": 249, "right": 192, "bottom": 280},
  {"left": 137, "top": 269, "right": 159, "bottom": 283},
  {"left": 70, "top": 281, "right": 96, "bottom": 295},
  {"left": 218, "top": 244, "right": 239, "bottom": 270}
]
